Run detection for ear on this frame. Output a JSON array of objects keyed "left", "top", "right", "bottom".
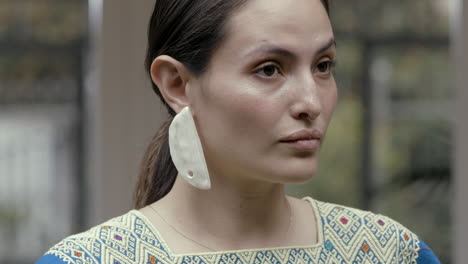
[{"left": 150, "top": 55, "right": 192, "bottom": 114}]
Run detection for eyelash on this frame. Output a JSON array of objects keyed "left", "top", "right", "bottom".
[
  {"left": 315, "top": 60, "right": 337, "bottom": 75},
  {"left": 254, "top": 59, "right": 337, "bottom": 79},
  {"left": 254, "top": 62, "right": 282, "bottom": 78}
]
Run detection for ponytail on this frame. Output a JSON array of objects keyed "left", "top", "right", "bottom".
[{"left": 134, "top": 117, "right": 177, "bottom": 208}]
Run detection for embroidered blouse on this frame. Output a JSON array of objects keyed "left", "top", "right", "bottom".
[{"left": 35, "top": 198, "right": 440, "bottom": 264}]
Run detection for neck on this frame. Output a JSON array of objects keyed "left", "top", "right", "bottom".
[{"left": 158, "top": 174, "right": 292, "bottom": 250}]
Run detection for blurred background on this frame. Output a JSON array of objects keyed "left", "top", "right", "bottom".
[{"left": 0, "top": 0, "right": 466, "bottom": 263}]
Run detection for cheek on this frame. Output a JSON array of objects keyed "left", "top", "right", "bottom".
[
  {"left": 320, "top": 83, "right": 338, "bottom": 121},
  {"left": 214, "top": 88, "right": 275, "bottom": 133},
  {"left": 196, "top": 80, "right": 279, "bottom": 150}
]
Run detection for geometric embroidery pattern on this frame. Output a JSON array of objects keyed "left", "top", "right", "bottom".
[{"left": 36, "top": 198, "right": 423, "bottom": 264}]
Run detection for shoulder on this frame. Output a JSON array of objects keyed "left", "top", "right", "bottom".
[
  {"left": 313, "top": 199, "right": 417, "bottom": 239},
  {"left": 314, "top": 199, "right": 409, "bottom": 228},
  {"left": 310, "top": 199, "right": 440, "bottom": 264},
  {"left": 314, "top": 199, "right": 414, "bottom": 232},
  {"left": 35, "top": 210, "right": 173, "bottom": 264}
]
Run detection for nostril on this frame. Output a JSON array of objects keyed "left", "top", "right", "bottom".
[
  {"left": 299, "top": 112, "right": 310, "bottom": 120},
  {"left": 290, "top": 102, "right": 321, "bottom": 121}
]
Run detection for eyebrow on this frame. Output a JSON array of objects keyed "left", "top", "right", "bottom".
[
  {"left": 244, "top": 38, "right": 336, "bottom": 59},
  {"left": 317, "top": 38, "right": 336, "bottom": 54}
]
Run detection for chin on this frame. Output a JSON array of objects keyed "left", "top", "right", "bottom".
[
  {"left": 283, "top": 171, "right": 317, "bottom": 184},
  {"left": 268, "top": 166, "right": 318, "bottom": 185},
  {"left": 272, "top": 157, "right": 319, "bottom": 184}
]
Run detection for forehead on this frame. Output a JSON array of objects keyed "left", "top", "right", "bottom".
[{"left": 222, "top": 0, "right": 333, "bottom": 55}]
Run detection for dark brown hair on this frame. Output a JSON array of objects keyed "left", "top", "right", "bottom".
[{"left": 134, "top": 0, "right": 331, "bottom": 209}]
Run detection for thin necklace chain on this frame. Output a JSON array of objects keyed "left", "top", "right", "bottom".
[
  {"left": 149, "top": 199, "right": 293, "bottom": 252},
  {"left": 149, "top": 204, "right": 216, "bottom": 251}
]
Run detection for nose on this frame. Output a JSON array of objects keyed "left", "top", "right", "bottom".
[{"left": 289, "top": 76, "right": 322, "bottom": 121}]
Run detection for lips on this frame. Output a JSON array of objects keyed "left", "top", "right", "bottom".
[
  {"left": 279, "top": 129, "right": 322, "bottom": 151},
  {"left": 279, "top": 129, "right": 322, "bottom": 142}
]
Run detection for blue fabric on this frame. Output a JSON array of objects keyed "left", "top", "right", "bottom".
[
  {"left": 416, "top": 241, "right": 441, "bottom": 264},
  {"left": 35, "top": 254, "right": 67, "bottom": 264}
]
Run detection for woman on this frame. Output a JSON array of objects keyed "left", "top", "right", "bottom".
[{"left": 36, "top": 0, "right": 440, "bottom": 263}]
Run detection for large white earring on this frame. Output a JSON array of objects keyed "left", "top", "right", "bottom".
[{"left": 168, "top": 106, "right": 211, "bottom": 190}]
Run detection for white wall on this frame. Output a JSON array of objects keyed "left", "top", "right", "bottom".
[
  {"left": 86, "top": 0, "right": 165, "bottom": 226},
  {"left": 453, "top": 0, "right": 468, "bottom": 263}
]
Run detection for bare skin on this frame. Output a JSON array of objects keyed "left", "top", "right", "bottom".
[
  {"left": 141, "top": 0, "right": 337, "bottom": 254},
  {"left": 140, "top": 178, "right": 318, "bottom": 253}
]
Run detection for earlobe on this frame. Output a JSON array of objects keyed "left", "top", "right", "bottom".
[{"left": 150, "top": 55, "right": 191, "bottom": 114}]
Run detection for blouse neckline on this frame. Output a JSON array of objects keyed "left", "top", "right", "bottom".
[{"left": 133, "top": 196, "right": 324, "bottom": 257}]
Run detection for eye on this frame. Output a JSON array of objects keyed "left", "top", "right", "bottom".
[
  {"left": 254, "top": 63, "right": 281, "bottom": 78},
  {"left": 315, "top": 60, "right": 336, "bottom": 75}
]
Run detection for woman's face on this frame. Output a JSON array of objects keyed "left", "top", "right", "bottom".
[{"left": 188, "top": 0, "right": 337, "bottom": 185}]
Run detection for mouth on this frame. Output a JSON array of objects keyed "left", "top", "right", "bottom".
[{"left": 279, "top": 129, "right": 322, "bottom": 151}]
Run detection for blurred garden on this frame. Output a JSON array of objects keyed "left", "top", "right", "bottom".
[{"left": 0, "top": 1, "right": 87, "bottom": 263}]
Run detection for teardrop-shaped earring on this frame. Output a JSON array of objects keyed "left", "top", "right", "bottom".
[{"left": 168, "top": 106, "right": 211, "bottom": 190}]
